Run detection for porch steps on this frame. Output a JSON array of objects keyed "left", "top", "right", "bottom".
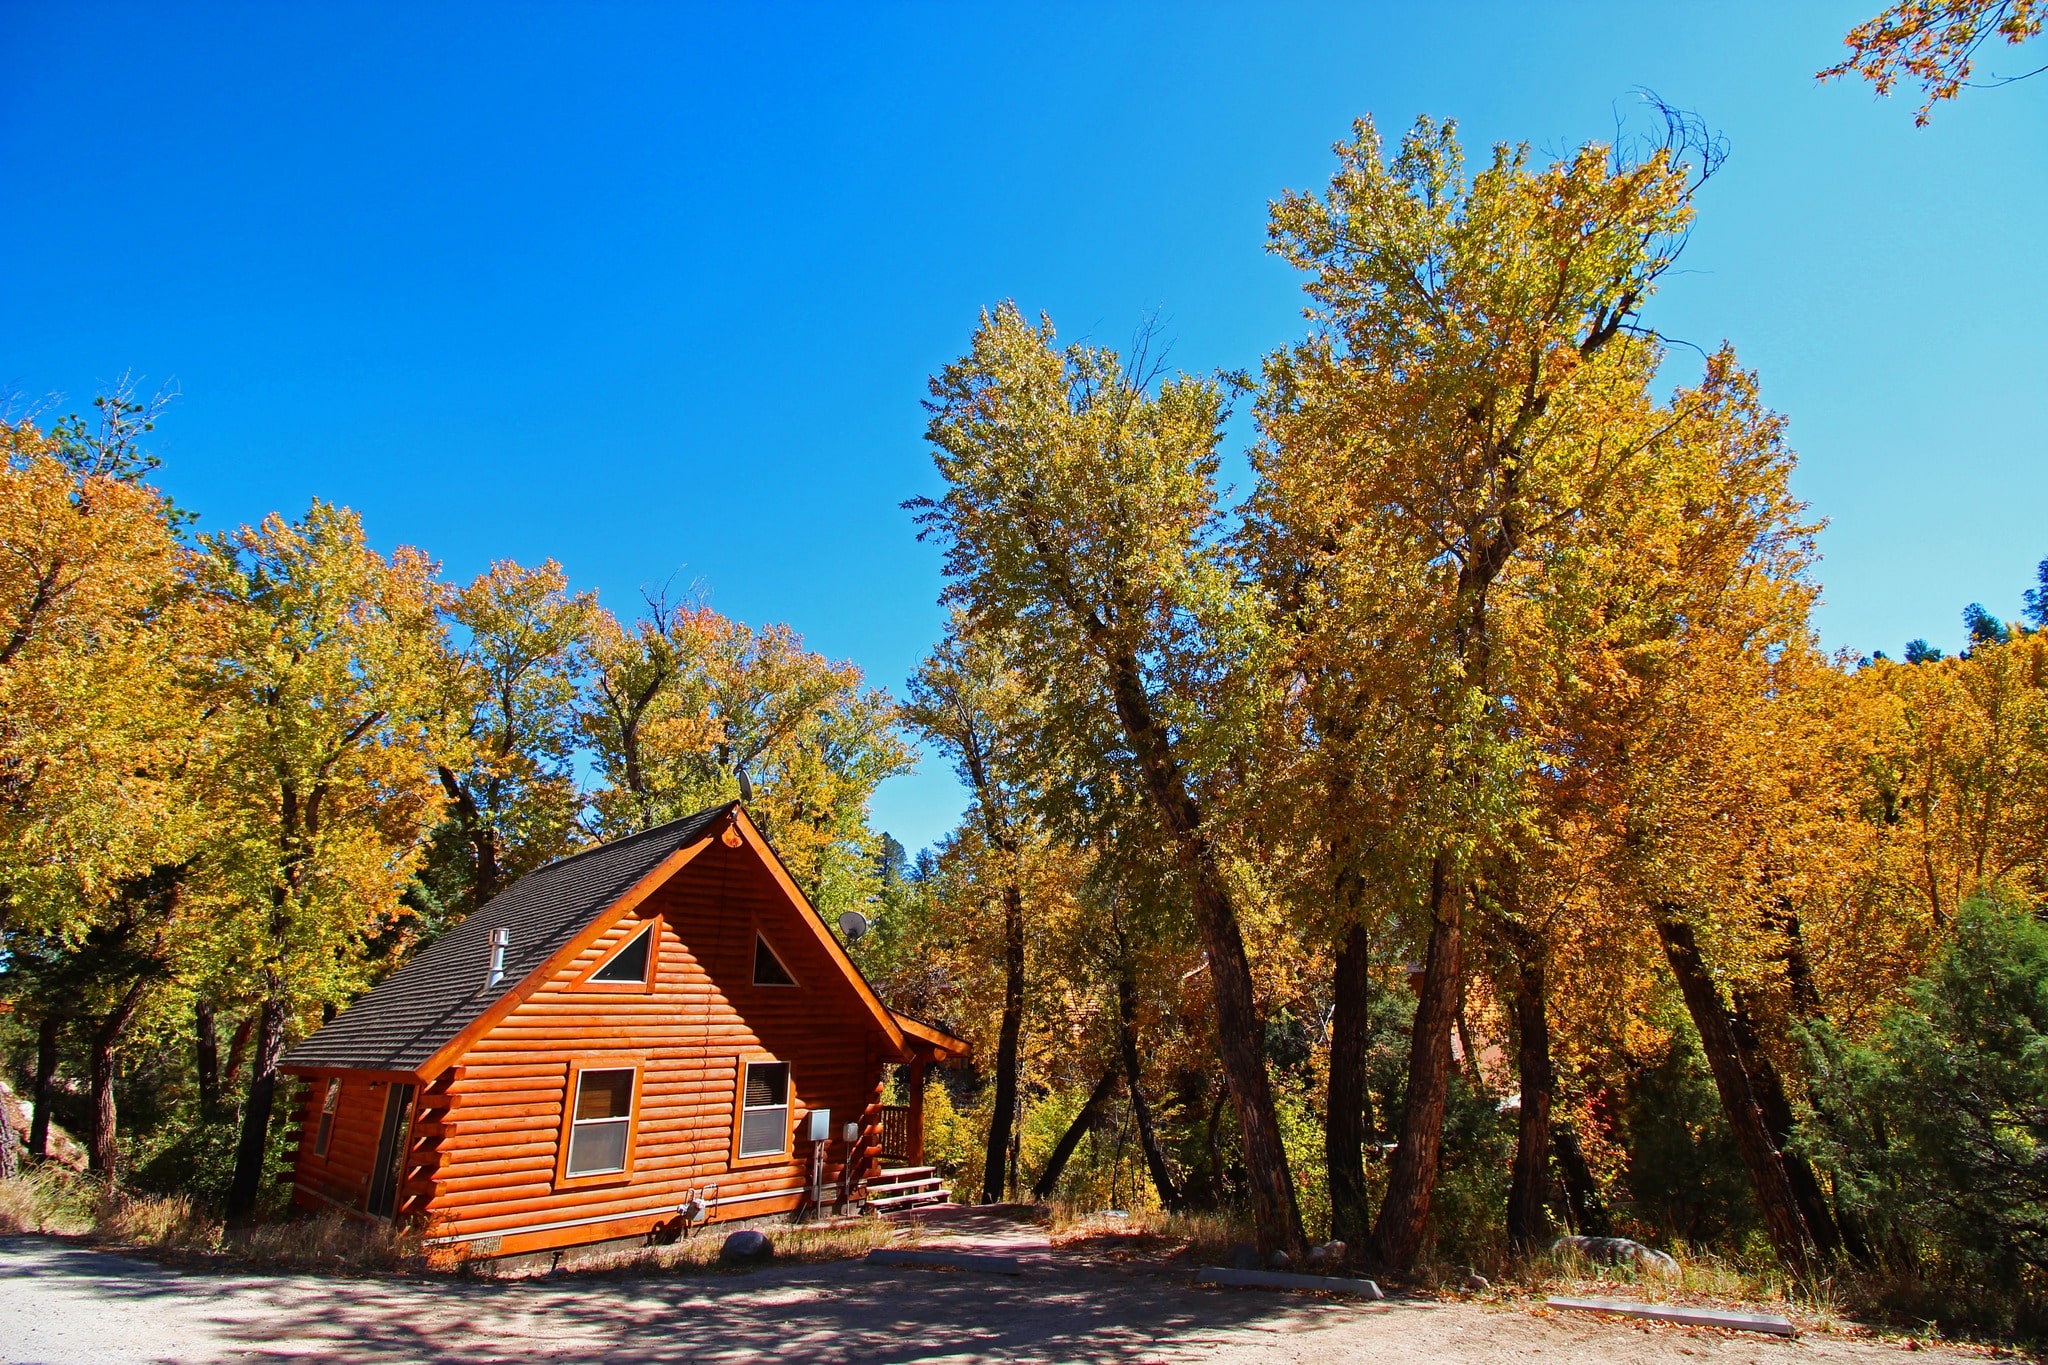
[{"left": 866, "top": 1166, "right": 950, "bottom": 1213}]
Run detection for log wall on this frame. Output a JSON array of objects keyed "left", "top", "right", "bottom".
[{"left": 413, "top": 840, "right": 890, "bottom": 1256}]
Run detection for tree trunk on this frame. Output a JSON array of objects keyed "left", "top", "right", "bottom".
[
  {"left": 981, "top": 881, "right": 1026, "bottom": 1204},
  {"left": 1654, "top": 913, "right": 1815, "bottom": 1274},
  {"left": 225, "top": 993, "right": 287, "bottom": 1223},
  {"left": 438, "top": 764, "right": 500, "bottom": 906},
  {"left": 0, "top": 1087, "right": 17, "bottom": 1180},
  {"left": 1326, "top": 919, "right": 1374, "bottom": 1248},
  {"left": 1506, "top": 939, "right": 1554, "bottom": 1253},
  {"left": 1769, "top": 904, "right": 1877, "bottom": 1266},
  {"left": 29, "top": 1013, "right": 60, "bottom": 1159},
  {"left": 1369, "top": 858, "right": 1461, "bottom": 1272},
  {"left": 1103, "top": 648, "right": 1303, "bottom": 1254},
  {"left": 1118, "top": 970, "right": 1182, "bottom": 1211},
  {"left": 1730, "top": 991, "right": 1844, "bottom": 1261},
  {"left": 222, "top": 1012, "right": 256, "bottom": 1089},
  {"left": 1552, "top": 1120, "right": 1611, "bottom": 1236},
  {"left": 195, "top": 1001, "right": 221, "bottom": 1123},
  {"left": 88, "top": 976, "right": 152, "bottom": 1176},
  {"left": 1031, "top": 1067, "right": 1118, "bottom": 1202}
]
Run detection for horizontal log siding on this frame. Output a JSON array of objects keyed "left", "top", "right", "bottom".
[
  {"left": 424, "top": 841, "right": 888, "bottom": 1253},
  {"left": 290, "top": 1075, "right": 397, "bottom": 1214}
]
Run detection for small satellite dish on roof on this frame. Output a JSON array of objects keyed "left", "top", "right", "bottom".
[
  {"left": 736, "top": 766, "right": 754, "bottom": 802},
  {"left": 837, "top": 910, "right": 869, "bottom": 942}
]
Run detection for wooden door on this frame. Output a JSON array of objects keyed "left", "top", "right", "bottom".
[{"left": 365, "top": 1083, "right": 415, "bottom": 1219}]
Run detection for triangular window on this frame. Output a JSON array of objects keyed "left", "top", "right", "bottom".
[
  {"left": 753, "top": 934, "right": 795, "bottom": 987},
  {"left": 592, "top": 923, "right": 654, "bottom": 984}
]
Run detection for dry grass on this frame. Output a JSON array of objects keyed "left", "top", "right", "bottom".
[
  {"left": 1049, "top": 1203, "right": 1254, "bottom": 1267},
  {"left": 1, "top": 1165, "right": 213, "bottom": 1251},
  {"left": 514, "top": 1215, "right": 904, "bottom": 1279},
  {"left": 1, "top": 1167, "right": 420, "bottom": 1272},
  {"left": 1442, "top": 1240, "right": 1858, "bottom": 1333},
  {"left": 4, "top": 1166, "right": 905, "bottom": 1280}
]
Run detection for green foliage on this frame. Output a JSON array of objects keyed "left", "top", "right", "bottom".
[
  {"left": 1423, "top": 1070, "right": 1516, "bottom": 1268},
  {"left": 1804, "top": 897, "right": 2048, "bottom": 1318},
  {"left": 1619, "top": 1029, "right": 1757, "bottom": 1246}
]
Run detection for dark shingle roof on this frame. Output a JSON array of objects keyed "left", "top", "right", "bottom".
[{"left": 281, "top": 804, "right": 733, "bottom": 1075}]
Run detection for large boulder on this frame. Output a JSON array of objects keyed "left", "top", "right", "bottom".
[
  {"left": 719, "top": 1228, "right": 774, "bottom": 1264},
  {"left": 1552, "top": 1234, "right": 1679, "bottom": 1276}
]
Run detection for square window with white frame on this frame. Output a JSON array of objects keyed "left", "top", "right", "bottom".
[
  {"left": 738, "top": 1060, "right": 789, "bottom": 1158},
  {"left": 565, "top": 1067, "right": 636, "bottom": 1177}
]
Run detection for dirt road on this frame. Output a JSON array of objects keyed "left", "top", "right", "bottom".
[{"left": 0, "top": 1236, "right": 1962, "bottom": 1364}]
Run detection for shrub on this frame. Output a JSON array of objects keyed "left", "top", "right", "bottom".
[{"left": 1804, "top": 897, "right": 2048, "bottom": 1334}]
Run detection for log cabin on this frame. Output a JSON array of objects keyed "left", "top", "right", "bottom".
[{"left": 278, "top": 802, "right": 967, "bottom": 1259}]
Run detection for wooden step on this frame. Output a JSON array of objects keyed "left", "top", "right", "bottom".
[
  {"left": 876, "top": 1166, "right": 936, "bottom": 1181},
  {"left": 866, "top": 1187, "right": 951, "bottom": 1211}
]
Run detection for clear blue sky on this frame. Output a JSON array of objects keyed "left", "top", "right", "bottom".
[{"left": 4, "top": 3, "right": 2042, "bottom": 853}]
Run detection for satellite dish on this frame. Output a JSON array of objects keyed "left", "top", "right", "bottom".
[
  {"left": 736, "top": 766, "right": 754, "bottom": 802},
  {"left": 837, "top": 910, "right": 869, "bottom": 942}
]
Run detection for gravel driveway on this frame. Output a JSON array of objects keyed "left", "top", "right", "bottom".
[{"left": 0, "top": 1236, "right": 1965, "bottom": 1364}]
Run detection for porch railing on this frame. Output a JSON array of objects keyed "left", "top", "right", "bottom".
[{"left": 878, "top": 1104, "right": 912, "bottom": 1163}]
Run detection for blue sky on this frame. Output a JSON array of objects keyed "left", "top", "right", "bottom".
[{"left": 3, "top": 3, "right": 2043, "bottom": 853}]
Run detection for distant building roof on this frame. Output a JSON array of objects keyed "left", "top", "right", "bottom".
[{"left": 281, "top": 804, "right": 732, "bottom": 1074}]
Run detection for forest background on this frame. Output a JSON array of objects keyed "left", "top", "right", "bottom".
[{"left": 5, "top": 0, "right": 2048, "bottom": 1344}]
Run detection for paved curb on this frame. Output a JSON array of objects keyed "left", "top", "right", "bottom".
[
  {"left": 1546, "top": 1296, "right": 1796, "bottom": 1337},
  {"left": 1194, "top": 1266, "right": 1385, "bottom": 1299},
  {"left": 866, "top": 1248, "right": 1025, "bottom": 1275}
]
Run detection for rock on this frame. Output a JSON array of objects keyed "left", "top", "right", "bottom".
[
  {"left": 1226, "top": 1243, "right": 1261, "bottom": 1271},
  {"left": 1303, "top": 1240, "right": 1346, "bottom": 1268},
  {"left": 719, "top": 1229, "right": 773, "bottom": 1263},
  {"left": 1551, "top": 1235, "right": 1679, "bottom": 1276},
  {"left": 1462, "top": 1272, "right": 1489, "bottom": 1291},
  {"left": 1267, "top": 1249, "right": 1291, "bottom": 1270}
]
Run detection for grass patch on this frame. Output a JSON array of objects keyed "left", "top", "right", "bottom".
[
  {"left": 1049, "top": 1203, "right": 1254, "bottom": 1267},
  {"left": 514, "top": 1216, "right": 904, "bottom": 1278}
]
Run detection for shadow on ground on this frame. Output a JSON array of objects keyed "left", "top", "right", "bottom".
[{"left": 2, "top": 1236, "right": 1372, "bottom": 1363}]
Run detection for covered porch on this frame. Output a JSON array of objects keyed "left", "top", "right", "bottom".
[{"left": 869, "top": 1012, "right": 969, "bottom": 1212}]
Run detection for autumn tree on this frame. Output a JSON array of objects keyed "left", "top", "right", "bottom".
[
  {"left": 903, "top": 617, "right": 1046, "bottom": 1202},
  {"left": 916, "top": 304, "right": 1305, "bottom": 1253},
  {"left": 197, "top": 503, "right": 447, "bottom": 1220},
  {"left": 0, "top": 403, "right": 215, "bottom": 1174},
  {"left": 1256, "top": 112, "right": 1702, "bottom": 1270},
  {"left": 582, "top": 600, "right": 911, "bottom": 918},
  {"left": 432, "top": 559, "right": 596, "bottom": 912}
]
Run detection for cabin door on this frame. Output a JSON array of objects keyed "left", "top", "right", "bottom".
[{"left": 365, "top": 1082, "right": 416, "bottom": 1219}]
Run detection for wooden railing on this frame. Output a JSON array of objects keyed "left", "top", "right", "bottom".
[{"left": 878, "top": 1105, "right": 911, "bottom": 1162}]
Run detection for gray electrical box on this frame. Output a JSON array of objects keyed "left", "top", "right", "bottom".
[{"left": 808, "top": 1108, "right": 831, "bottom": 1143}]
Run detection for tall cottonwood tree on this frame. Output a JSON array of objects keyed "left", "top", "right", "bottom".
[
  {"left": 435, "top": 559, "right": 595, "bottom": 910},
  {"left": 199, "top": 503, "right": 446, "bottom": 1220},
  {"left": 1256, "top": 114, "right": 1701, "bottom": 1270},
  {"left": 0, "top": 408, "right": 216, "bottom": 1175},
  {"left": 903, "top": 618, "right": 1042, "bottom": 1203},
  {"left": 916, "top": 304, "right": 1305, "bottom": 1253},
  {"left": 581, "top": 601, "right": 911, "bottom": 919}
]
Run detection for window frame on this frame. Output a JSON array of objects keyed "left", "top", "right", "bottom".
[
  {"left": 313, "top": 1077, "right": 340, "bottom": 1158},
  {"left": 572, "top": 916, "right": 662, "bottom": 995},
  {"left": 751, "top": 931, "right": 798, "bottom": 988},
  {"left": 730, "top": 1054, "right": 794, "bottom": 1165},
  {"left": 553, "top": 1058, "right": 644, "bottom": 1188}
]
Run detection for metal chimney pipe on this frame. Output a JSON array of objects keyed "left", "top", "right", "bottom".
[{"left": 488, "top": 927, "right": 511, "bottom": 986}]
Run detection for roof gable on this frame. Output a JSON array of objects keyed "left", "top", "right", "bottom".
[{"left": 281, "top": 803, "right": 911, "bottom": 1076}]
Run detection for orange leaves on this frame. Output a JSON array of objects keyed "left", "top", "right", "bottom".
[{"left": 1822, "top": 0, "right": 2045, "bottom": 123}]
